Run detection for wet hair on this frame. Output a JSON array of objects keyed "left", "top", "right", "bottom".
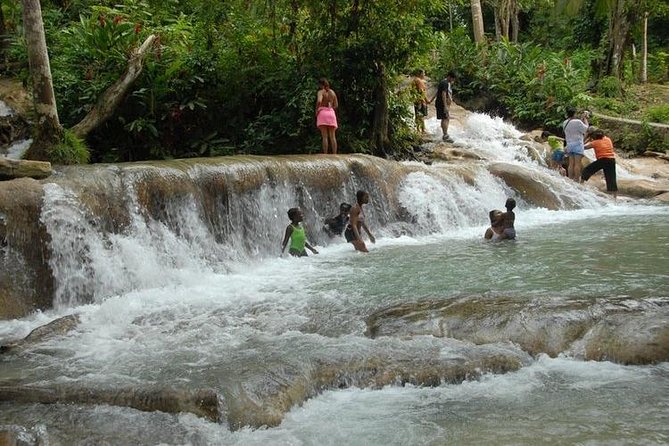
[
  {"left": 340, "top": 202, "right": 352, "bottom": 212},
  {"left": 287, "top": 207, "right": 300, "bottom": 221},
  {"left": 566, "top": 106, "right": 577, "bottom": 117},
  {"left": 505, "top": 198, "right": 516, "bottom": 211},
  {"left": 541, "top": 130, "right": 552, "bottom": 139},
  {"left": 356, "top": 190, "right": 368, "bottom": 202},
  {"left": 318, "top": 78, "right": 330, "bottom": 89},
  {"left": 489, "top": 210, "right": 501, "bottom": 223}
]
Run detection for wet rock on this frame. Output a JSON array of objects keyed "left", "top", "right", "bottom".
[
  {"left": 366, "top": 296, "right": 669, "bottom": 365},
  {"left": 0, "top": 424, "right": 48, "bottom": 446},
  {"left": 580, "top": 311, "right": 669, "bottom": 364},
  {"left": 222, "top": 339, "right": 530, "bottom": 429},
  {"left": 0, "top": 179, "right": 53, "bottom": 320},
  {"left": 616, "top": 178, "right": 668, "bottom": 199},
  {"left": 1, "top": 314, "right": 80, "bottom": 354},
  {"left": 0, "top": 114, "right": 31, "bottom": 150},
  {"left": 488, "top": 162, "right": 578, "bottom": 210},
  {"left": 0, "top": 159, "right": 52, "bottom": 181},
  {"left": 0, "top": 385, "right": 222, "bottom": 423}
]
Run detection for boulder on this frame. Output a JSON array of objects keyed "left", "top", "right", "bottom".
[
  {"left": 488, "top": 162, "right": 578, "bottom": 209},
  {"left": 0, "top": 158, "right": 52, "bottom": 181}
]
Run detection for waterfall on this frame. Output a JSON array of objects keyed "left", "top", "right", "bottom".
[{"left": 3, "top": 112, "right": 615, "bottom": 313}]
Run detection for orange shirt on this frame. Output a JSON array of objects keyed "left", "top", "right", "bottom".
[{"left": 589, "top": 136, "right": 615, "bottom": 159}]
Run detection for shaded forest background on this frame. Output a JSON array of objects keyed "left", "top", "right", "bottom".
[{"left": 1, "top": 0, "right": 668, "bottom": 164}]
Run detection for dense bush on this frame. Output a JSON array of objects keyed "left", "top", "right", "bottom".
[
  {"left": 48, "top": 129, "right": 90, "bottom": 165},
  {"left": 433, "top": 30, "right": 596, "bottom": 130},
  {"left": 645, "top": 104, "right": 669, "bottom": 124}
]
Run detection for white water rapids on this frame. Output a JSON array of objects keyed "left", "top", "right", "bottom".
[{"left": 0, "top": 113, "right": 667, "bottom": 445}]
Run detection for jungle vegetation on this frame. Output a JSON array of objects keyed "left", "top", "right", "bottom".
[{"left": 1, "top": 0, "right": 668, "bottom": 163}]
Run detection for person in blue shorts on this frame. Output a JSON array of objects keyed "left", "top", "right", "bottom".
[{"left": 562, "top": 107, "right": 589, "bottom": 182}]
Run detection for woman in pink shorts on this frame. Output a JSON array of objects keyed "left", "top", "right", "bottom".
[{"left": 316, "top": 78, "right": 339, "bottom": 154}]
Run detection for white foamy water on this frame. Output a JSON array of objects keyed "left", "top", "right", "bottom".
[{"left": 1, "top": 111, "right": 667, "bottom": 444}]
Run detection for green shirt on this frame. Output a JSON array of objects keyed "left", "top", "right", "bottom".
[
  {"left": 289, "top": 224, "right": 307, "bottom": 253},
  {"left": 547, "top": 135, "right": 562, "bottom": 151}
]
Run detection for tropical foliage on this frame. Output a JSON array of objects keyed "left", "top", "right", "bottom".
[{"left": 1, "top": 0, "right": 668, "bottom": 162}]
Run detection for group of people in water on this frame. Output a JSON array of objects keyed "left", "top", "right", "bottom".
[
  {"left": 281, "top": 189, "right": 518, "bottom": 257},
  {"left": 281, "top": 190, "right": 376, "bottom": 257},
  {"left": 544, "top": 106, "right": 618, "bottom": 197}
]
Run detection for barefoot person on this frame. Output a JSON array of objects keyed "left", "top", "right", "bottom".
[
  {"left": 562, "top": 107, "right": 589, "bottom": 182},
  {"left": 582, "top": 128, "right": 618, "bottom": 198},
  {"left": 281, "top": 208, "right": 319, "bottom": 257},
  {"left": 429, "top": 71, "right": 456, "bottom": 143},
  {"left": 412, "top": 69, "right": 428, "bottom": 134},
  {"left": 316, "top": 78, "right": 339, "bottom": 154},
  {"left": 345, "top": 190, "right": 376, "bottom": 252}
]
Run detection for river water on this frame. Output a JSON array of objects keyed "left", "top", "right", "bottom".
[{"left": 0, "top": 114, "right": 667, "bottom": 445}]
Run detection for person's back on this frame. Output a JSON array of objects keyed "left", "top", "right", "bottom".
[
  {"left": 500, "top": 198, "right": 516, "bottom": 240},
  {"left": 317, "top": 88, "right": 337, "bottom": 109}
]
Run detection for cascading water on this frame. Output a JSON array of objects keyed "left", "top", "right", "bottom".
[{"left": 0, "top": 112, "right": 667, "bottom": 445}]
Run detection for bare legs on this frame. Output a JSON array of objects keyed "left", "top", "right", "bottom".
[
  {"left": 441, "top": 118, "right": 452, "bottom": 142},
  {"left": 568, "top": 154, "right": 583, "bottom": 182},
  {"left": 319, "top": 126, "right": 337, "bottom": 154}
]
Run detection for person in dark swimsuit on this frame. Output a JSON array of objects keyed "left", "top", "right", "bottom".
[
  {"left": 324, "top": 202, "right": 352, "bottom": 237},
  {"left": 345, "top": 190, "right": 375, "bottom": 253}
]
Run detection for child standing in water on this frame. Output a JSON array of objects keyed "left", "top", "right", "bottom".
[
  {"left": 345, "top": 190, "right": 376, "bottom": 252},
  {"left": 281, "top": 208, "right": 319, "bottom": 257}
]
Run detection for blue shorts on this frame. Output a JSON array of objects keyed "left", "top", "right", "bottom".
[
  {"left": 565, "top": 141, "right": 584, "bottom": 156},
  {"left": 551, "top": 150, "right": 565, "bottom": 163}
]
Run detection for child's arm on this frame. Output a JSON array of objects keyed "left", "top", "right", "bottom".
[
  {"left": 362, "top": 222, "right": 376, "bottom": 244},
  {"left": 281, "top": 225, "right": 293, "bottom": 254},
  {"left": 305, "top": 241, "right": 318, "bottom": 254}
]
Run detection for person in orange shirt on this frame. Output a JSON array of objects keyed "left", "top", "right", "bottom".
[{"left": 582, "top": 128, "right": 617, "bottom": 198}]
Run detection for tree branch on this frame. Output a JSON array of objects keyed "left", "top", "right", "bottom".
[{"left": 71, "top": 34, "right": 157, "bottom": 139}]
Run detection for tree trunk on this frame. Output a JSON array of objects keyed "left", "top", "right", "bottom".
[
  {"left": 601, "top": 0, "right": 632, "bottom": 79},
  {"left": 370, "top": 62, "right": 389, "bottom": 158},
  {"left": 493, "top": 0, "right": 511, "bottom": 41},
  {"left": 22, "top": 0, "right": 62, "bottom": 161},
  {"left": 470, "top": 0, "right": 485, "bottom": 45},
  {"left": 641, "top": 12, "right": 648, "bottom": 83},
  {"left": 511, "top": 0, "right": 520, "bottom": 43},
  {"left": 71, "top": 35, "right": 156, "bottom": 139}
]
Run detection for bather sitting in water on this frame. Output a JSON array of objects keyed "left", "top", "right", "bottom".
[{"left": 484, "top": 210, "right": 504, "bottom": 241}]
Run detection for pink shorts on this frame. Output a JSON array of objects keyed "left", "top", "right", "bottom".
[{"left": 316, "top": 107, "right": 338, "bottom": 129}]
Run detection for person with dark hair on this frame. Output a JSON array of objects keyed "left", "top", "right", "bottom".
[
  {"left": 316, "top": 78, "right": 339, "bottom": 154},
  {"left": 429, "top": 71, "right": 456, "bottom": 143},
  {"left": 499, "top": 198, "right": 516, "bottom": 240},
  {"left": 582, "top": 128, "right": 618, "bottom": 198},
  {"left": 281, "top": 208, "right": 319, "bottom": 257},
  {"left": 324, "top": 202, "right": 352, "bottom": 237},
  {"left": 344, "top": 190, "right": 376, "bottom": 252},
  {"left": 412, "top": 69, "right": 428, "bottom": 134},
  {"left": 562, "top": 107, "right": 589, "bottom": 182}
]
